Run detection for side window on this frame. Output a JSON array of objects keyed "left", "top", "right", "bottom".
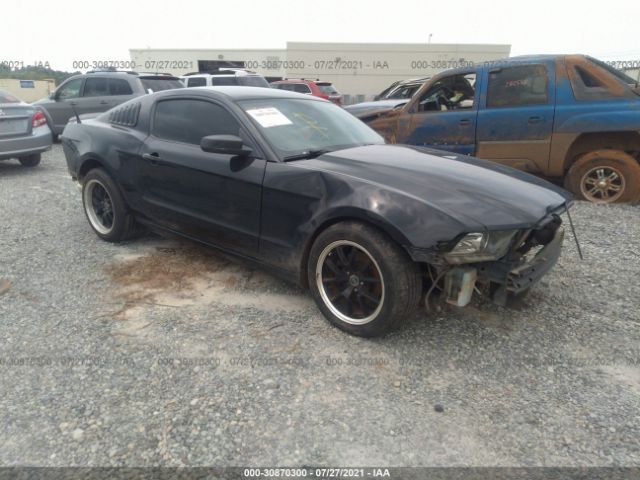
[
  {"left": 57, "top": 78, "right": 83, "bottom": 99},
  {"left": 109, "top": 78, "right": 133, "bottom": 95},
  {"left": 487, "top": 65, "right": 548, "bottom": 108},
  {"left": 83, "top": 77, "right": 109, "bottom": 97},
  {"left": 187, "top": 77, "right": 207, "bottom": 87},
  {"left": 416, "top": 73, "right": 476, "bottom": 112},
  {"left": 293, "top": 84, "right": 311, "bottom": 94},
  {"left": 565, "top": 57, "right": 634, "bottom": 101},
  {"left": 153, "top": 99, "right": 241, "bottom": 146}
]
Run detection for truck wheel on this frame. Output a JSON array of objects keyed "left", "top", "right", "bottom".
[
  {"left": 18, "top": 154, "right": 41, "bottom": 167},
  {"left": 565, "top": 149, "right": 640, "bottom": 203},
  {"left": 82, "top": 168, "right": 137, "bottom": 242},
  {"left": 308, "top": 221, "right": 422, "bottom": 337}
]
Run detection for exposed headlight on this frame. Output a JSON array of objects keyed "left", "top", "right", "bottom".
[{"left": 444, "top": 230, "right": 518, "bottom": 264}]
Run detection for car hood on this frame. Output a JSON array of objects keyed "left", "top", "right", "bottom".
[
  {"left": 299, "top": 144, "right": 571, "bottom": 230},
  {"left": 344, "top": 99, "right": 410, "bottom": 119}
]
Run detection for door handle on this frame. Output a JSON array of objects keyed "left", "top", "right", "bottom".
[
  {"left": 99, "top": 100, "right": 109, "bottom": 105},
  {"left": 69, "top": 101, "right": 77, "bottom": 106},
  {"left": 142, "top": 153, "right": 162, "bottom": 165},
  {"left": 528, "top": 116, "right": 543, "bottom": 124},
  {"left": 459, "top": 119, "right": 472, "bottom": 125}
]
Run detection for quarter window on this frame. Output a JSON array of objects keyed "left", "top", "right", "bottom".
[
  {"left": 83, "top": 77, "right": 109, "bottom": 97},
  {"left": 487, "top": 65, "right": 549, "bottom": 108},
  {"left": 292, "top": 84, "right": 312, "bottom": 94},
  {"left": 109, "top": 79, "right": 133, "bottom": 95},
  {"left": 153, "top": 99, "right": 240, "bottom": 145}
]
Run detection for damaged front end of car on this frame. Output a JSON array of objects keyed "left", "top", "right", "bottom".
[{"left": 411, "top": 206, "right": 567, "bottom": 308}]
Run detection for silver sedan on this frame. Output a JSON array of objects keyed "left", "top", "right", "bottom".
[{"left": 0, "top": 90, "right": 52, "bottom": 167}]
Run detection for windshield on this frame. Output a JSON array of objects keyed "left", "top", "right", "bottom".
[
  {"left": 239, "top": 98, "right": 384, "bottom": 158},
  {"left": 239, "top": 76, "right": 270, "bottom": 88},
  {"left": 140, "top": 78, "right": 184, "bottom": 92},
  {"left": 0, "top": 90, "right": 20, "bottom": 103}
]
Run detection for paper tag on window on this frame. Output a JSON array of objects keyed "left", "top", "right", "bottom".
[{"left": 247, "top": 107, "right": 292, "bottom": 128}]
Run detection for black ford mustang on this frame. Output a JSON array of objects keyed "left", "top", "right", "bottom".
[{"left": 62, "top": 87, "right": 572, "bottom": 337}]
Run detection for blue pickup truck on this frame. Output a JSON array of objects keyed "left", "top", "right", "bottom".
[{"left": 348, "top": 55, "right": 640, "bottom": 203}]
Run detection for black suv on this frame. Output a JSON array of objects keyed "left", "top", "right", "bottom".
[{"left": 33, "top": 71, "right": 184, "bottom": 136}]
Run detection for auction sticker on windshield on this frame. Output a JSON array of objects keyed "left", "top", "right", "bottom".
[{"left": 247, "top": 107, "right": 292, "bottom": 128}]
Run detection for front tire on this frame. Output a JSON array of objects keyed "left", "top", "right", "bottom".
[
  {"left": 565, "top": 149, "right": 640, "bottom": 203},
  {"left": 308, "top": 222, "right": 422, "bottom": 337},
  {"left": 18, "top": 154, "right": 41, "bottom": 167},
  {"left": 82, "top": 168, "right": 137, "bottom": 242}
]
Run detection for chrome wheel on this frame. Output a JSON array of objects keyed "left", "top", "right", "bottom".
[
  {"left": 83, "top": 179, "right": 115, "bottom": 235},
  {"left": 315, "top": 240, "right": 385, "bottom": 325},
  {"left": 580, "top": 166, "right": 625, "bottom": 203}
]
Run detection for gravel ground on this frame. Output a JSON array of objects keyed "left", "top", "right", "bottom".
[{"left": 0, "top": 145, "right": 639, "bottom": 467}]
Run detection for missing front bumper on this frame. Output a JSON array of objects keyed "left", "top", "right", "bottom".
[{"left": 442, "top": 227, "right": 565, "bottom": 307}]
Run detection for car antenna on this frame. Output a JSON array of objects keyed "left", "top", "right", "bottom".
[
  {"left": 70, "top": 103, "right": 82, "bottom": 124},
  {"left": 565, "top": 201, "right": 583, "bottom": 260}
]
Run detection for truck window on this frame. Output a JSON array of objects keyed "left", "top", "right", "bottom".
[
  {"left": 565, "top": 56, "right": 638, "bottom": 100},
  {"left": 487, "top": 65, "right": 548, "bottom": 108},
  {"left": 187, "top": 77, "right": 207, "bottom": 87},
  {"left": 416, "top": 73, "right": 476, "bottom": 112}
]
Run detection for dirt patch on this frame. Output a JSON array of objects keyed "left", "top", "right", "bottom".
[
  {"left": 105, "top": 246, "right": 229, "bottom": 292},
  {"left": 103, "top": 242, "right": 312, "bottom": 327}
]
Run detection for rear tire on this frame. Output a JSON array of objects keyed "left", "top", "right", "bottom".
[
  {"left": 308, "top": 221, "right": 422, "bottom": 337},
  {"left": 82, "top": 168, "right": 137, "bottom": 242},
  {"left": 565, "top": 149, "right": 640, "bottom": 203},
  {"left": 18, "top": 154, "right": 41, "bottom": 167}
]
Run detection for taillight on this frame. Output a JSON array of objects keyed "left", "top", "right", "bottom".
[{"left": 32, "top": 110, "right": 47, "bottom": 128}]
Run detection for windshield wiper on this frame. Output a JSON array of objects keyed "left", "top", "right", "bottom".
[{"left": 283, "top": 149, "right": 331, "bottom": 162}]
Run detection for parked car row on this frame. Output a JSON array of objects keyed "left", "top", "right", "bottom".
[{"left": 5, "top": 53, "right": 636, "bottom": 336}]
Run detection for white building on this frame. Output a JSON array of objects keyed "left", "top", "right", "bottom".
[{"left": 130, "top": 42, "right": 511, "bottom": 103}]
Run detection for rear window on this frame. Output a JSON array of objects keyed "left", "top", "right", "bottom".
[
  {"left": 210, "top": 77, "right": 238, "bottom": 86},
  {"left": 140, "top": 78, "right": 184, "bottom": 92},
  {"left": 0, "top": 90, "right": 20, "bottom": 103},
  {"left": 238, "top": 76, "right": 270, "bottom": 88},
  {"left": 187, "top": 77, "right": 207, "bottom": 87},
  {"left": 317, "top": 83, "right": 338, "bottom": 94}
]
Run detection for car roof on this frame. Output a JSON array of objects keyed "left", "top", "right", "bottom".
[
  {"left": 272, "top": 79, "right": 328, "bottom": 85},
  {"left": 159, "top": 86, "right": 327, "bottom": 101},
  {"left": 67, "top": 71, "right": 180, "bottom": 81}
]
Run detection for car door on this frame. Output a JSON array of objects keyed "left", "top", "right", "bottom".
[
  {"left": 74, "top": 76, "right": 111, "bottom": 115},
  {"left": 48, "top": 77, "right": 84, "bottom": 131},
  {"left": 135, "top": 97, "right": 266, "bottom": 255},
  {"left": 396, "top": 71, "right": 480, "bottom": 155},
  {"left": 475, "top": 62, "right": 556, "bottom": 173}
]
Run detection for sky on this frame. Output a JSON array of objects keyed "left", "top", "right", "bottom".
[{"left": 3, "top": 0, "right": 639, "bottom": 71}]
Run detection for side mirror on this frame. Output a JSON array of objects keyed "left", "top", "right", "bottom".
[
  {"left": 200, "top": 135, "right": 251, "bottom": 157},
  {"left": 49, "top": 92, "right": 57, "bottom": 100}
]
